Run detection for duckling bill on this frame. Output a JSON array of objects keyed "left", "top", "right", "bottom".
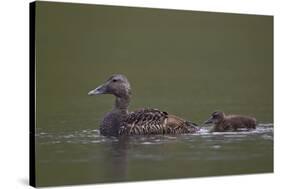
[
  {"left": 88, "top": 74, "right": 199, "bottom": 136},
  {"left": 203, "top": 111, "right": 256, "bottom": 132}
]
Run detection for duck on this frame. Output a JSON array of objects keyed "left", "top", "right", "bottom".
[
  {"left": 88, "top": 74, "right": 199, "bottom": 136},
  {"left": 203, "top": 111, "right": 256, "bottom": 132}
]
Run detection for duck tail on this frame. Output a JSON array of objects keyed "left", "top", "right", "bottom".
[{"left": 185, "top": 120, "right": 200, "bottom": 132}]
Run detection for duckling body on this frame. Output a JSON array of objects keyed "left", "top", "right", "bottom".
[
  {"left": 88, "top": 74, "right": 198, "bottom": 136},
  {"left": 204, "top": 111, "right": 256, "bottom": 132}
]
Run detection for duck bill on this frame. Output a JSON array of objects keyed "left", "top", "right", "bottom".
[
  {"left": 204, "top": 117, "right": 213, "bottom": 124},
  {"left": 88, "top": 84, "right": 107, "bottom": 95}
]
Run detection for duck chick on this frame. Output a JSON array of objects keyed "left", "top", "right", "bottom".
[
  {"left": 203, "top": 111, "right": 256, "bottom": 132},
  {"left": 88, "top": 74, "right": 199, "bottom": 136}
]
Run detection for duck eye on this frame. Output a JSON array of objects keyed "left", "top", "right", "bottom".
[{"left": 112, "top": 79, "right": 117, "bottom": 82}]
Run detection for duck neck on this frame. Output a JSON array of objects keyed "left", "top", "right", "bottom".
[
  {"left": 114, "top": 95, "right": 130, "bottom": 114},
  {"left": 217, "top": 118, "right": 225, "bottom": 125}
]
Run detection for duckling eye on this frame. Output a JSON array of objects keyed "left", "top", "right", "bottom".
[{"left": 112, "top": 79, "right": 117, "bottom": 82}]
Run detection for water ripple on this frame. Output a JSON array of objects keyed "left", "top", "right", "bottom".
[{"left": 36, "top": 123, "right": 273, "bottom": 145}]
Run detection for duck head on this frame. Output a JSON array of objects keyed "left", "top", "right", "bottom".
[
  {"left": 204, "top": 111, "right": 225, "bottom": 124},
  {"left": 88, "top": 74, "right": 131, "bottom": 98}
]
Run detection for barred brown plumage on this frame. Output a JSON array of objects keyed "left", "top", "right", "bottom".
[
  {"left": 117, "top": 108, "right": 198, "bottom": 136},
  {"left": 88, "top": 74, "right": 199, "bottom": 136}
]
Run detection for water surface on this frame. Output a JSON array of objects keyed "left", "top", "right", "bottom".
[{"left": 36, "top": 124, "right": 273, "bottom": 186}]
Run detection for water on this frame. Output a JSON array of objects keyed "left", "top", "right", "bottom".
[
  {"left": 34, "top": 2, "right": 273, "bottom": 187},
  {"left": 36, "top": 124, "right": 273, "bottom": 186}
]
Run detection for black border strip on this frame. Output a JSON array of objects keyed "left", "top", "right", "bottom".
[{"left": 29, "top": 1, "right": 36, "bottom": 187}]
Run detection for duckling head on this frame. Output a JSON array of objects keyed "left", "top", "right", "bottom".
[
  {"left": 204, "top": 111, "right": 225, "bottom": 124},
  {"left": 88, "top": 74, "right": 131, "bottom": 98}
]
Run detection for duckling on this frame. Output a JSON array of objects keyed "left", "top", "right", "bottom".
[
  {"left": 203, "top": 111, "right": 256, "bottom": 132},
  {"left": 88, "top": 74, "right": 199, "bottom": 136}
]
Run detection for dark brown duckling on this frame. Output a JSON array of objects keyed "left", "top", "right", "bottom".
[
  {"left": 204, "top": 111, "right": 256, "bottom": 132},
  {"left": 88, "top": 74, "right": 198, "bottom": 136}
]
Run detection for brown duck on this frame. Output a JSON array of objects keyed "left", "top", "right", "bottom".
[
  {"left": 88, "top": 74, "right": 198, "bottom": 136},
  {"left": 204, "top": 111, "right": 256, "bottom": 132}
]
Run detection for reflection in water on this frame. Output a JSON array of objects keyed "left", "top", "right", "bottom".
[{"left": 104, "top": 137, "right": 129, "bottom": 182}]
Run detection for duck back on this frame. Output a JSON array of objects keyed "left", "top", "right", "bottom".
[
  {"left": 214, "top": 115, "right": 256, "bottom": 132},
  {"left": 118, "top": 108, "right": 198, "bottom": 135}
]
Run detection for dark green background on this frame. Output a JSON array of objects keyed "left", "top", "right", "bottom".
[{"left": 35, "top": 1, "right": 273, "bottom": 186}]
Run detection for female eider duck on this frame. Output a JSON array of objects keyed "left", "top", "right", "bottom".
[
  {"left": 88, "top": 74, "right": 199, "bottom": 136},
  {"left": 203, "top": 111, "right": 256, "bottom": 132}
]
